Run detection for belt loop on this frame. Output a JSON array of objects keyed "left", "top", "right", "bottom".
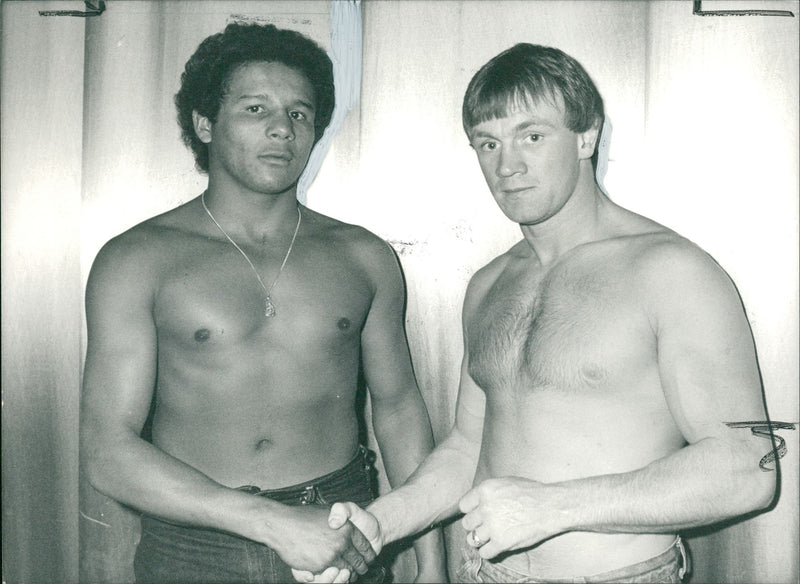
[
  {"left": 300, "top": 485, "right": 319, "bottom": 505},
  {"left": 676, "top": 536, "right": 690, "bottom": 580},
  {"left": 360, "top": 445, "right": 375, "bottom": 472}
]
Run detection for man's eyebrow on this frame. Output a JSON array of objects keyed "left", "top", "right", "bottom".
[
  {"left": 513, "top": 118, "right": 556, "bottom": 133},
  {"left": 469, "top": 118, "right": 558, "bottom": 140},
  {"left": 235, "top": 94, "right": 316, "bottom": 111},
  {"left": 469, "top": 129, "right": 496, "bottom": 140}
]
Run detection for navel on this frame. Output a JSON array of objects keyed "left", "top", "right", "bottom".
[
  {"left": 255, "top": 438, "right": 273, "bottom": 451},
  {"left": 194, "top": 328, "right": 211, "bottom": 342}
]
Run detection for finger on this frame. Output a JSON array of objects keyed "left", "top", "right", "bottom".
[
  {"left": 346, "top": 506, "right": 382, "bottom": 554},
  {"left": 458, "top": 488, "right": 480, "bottom": 514},
  {"left": 478, "top": 540, "right": 502, "bottom": 560},
  {"left": 333, "top": 568, "right": 351, "bottom": 583},
  {"left": 348, "top": 522, "right": 378, "bottom": 564},
  {"left": 461, "top": 510, "right": 482, "bottom": 532},
  {"left": 341, "top": 525, "right": 375, "bottom": 575},
  {"left": 341, "top": 545, "right": 369, "bottom": 576},
  {"left": 465, "top": 526, "right": 490, "bottom": 549},
  {"left": 315, "top": 567, "right": 342, "bottom": 583},
  {"left": 290, "top": 569, "right": 315, "bottom": 582},
  {"left": 328, "top": 502, "right": 352, "bottom": 529}
]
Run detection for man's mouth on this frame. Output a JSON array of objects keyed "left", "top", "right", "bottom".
[
  {"left": 259, "top": 151, "right": 293, "bottom": 164},
  {"left": 501, "top": 185, "right": 536, "bottom": 195}
]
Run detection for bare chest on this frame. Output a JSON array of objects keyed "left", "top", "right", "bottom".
[
  {"left": 467, "top": 258, "right": 653, "bottom": 395},
  {"left": 152, "top": 237, "right": 371, "bottom": 353}
]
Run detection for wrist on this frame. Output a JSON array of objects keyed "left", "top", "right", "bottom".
[
  {"left": 206, "top": 487, "right": 285, "bottom": 545},
  {"left": 549, "top": 479, "right": 587, "bottom": 533},
  {"left": 365, "top": 499, "right": 392, "bottom": 548}
]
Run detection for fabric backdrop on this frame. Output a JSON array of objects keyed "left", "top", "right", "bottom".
[{"left": 2, "top": 1, "right": 797, "bottom": 583}]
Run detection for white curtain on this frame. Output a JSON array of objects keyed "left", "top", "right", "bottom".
[
  {"left": 2, "top": 1, "right": 797, "bottom": 582},
  {"left": 337, "top": 1, "right": 798, "bottom": 582}
]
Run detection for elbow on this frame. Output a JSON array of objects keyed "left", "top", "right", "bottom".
[
  {"left": 80, "top": 425, "right": 117, "bottom": 496},
  {"left": 80, "top": 441, "right": 107, "bottom": 494},
  {"left": 731, "top": 446, "right": 779, "bottom": 515},
  {"left": 747, "top": 466, "right": 778, "bottom": 512}
]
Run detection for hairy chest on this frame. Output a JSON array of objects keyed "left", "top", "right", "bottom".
[{"left": 467, "top": 257, "right": 654, "bottom": 395}]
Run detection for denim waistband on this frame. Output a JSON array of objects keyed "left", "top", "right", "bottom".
[
  {"left": 459, "top": 536, "right": 689, "bottom": 583},
  {"left": 234, "top": 445, "right": 373, "bottom": 506}
]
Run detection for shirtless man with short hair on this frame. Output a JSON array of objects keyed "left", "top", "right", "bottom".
[
  {"left": 299, "top": 43, "right": 778, "bottom": 584},
  {"left": 80, "top": 22, "right": 444, "bottom": 584}
]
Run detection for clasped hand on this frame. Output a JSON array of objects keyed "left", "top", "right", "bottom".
[
  {"left": 269, "top": 504, "right": 378, "bottom": 582},
  {"left": 459, "top": 476, "right": 566, "bottom": 559},
  {"left": 292, "top": 503, "right": 382, "bottom": 583}
]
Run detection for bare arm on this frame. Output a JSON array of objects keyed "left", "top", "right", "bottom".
[
  {"left": 359, "top": 241, "right": 446, "bottom": 580},
  {"left": 293, "top": 266, "right": 492, "bottom": 583},
  {"left": 460, "top": 242, "right": 777, "bottom": 558},
  {"left": 80, "top": 233, "right": 375, "bottom": 574},
  {"left": 367, "top": 268, "right": 489, "bottom": 548}
]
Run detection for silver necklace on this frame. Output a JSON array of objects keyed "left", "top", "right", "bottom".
[{"left": 201, "top": 191, "right": 302, "bottom": 317}]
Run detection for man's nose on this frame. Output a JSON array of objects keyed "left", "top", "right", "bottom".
[
  {"left": 267, "top": 113, "right": 295, "bottom": 141},
  {"left": 497, "top": 146, "right": 526, "bottom": 177}
]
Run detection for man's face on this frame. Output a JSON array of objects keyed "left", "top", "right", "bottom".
[
  {"left": 197, "top": 61, "right": 317, "bottom": 195},
  {"left": 468, "top": 97, "right": 594, "bottom": 226}
]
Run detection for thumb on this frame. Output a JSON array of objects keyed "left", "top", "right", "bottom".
[
  {"left": 290, "top": 568, "right": 315, "bottom": 582},
  {"left": 328, "top": 502, "right": 353, "bottom": 529}
]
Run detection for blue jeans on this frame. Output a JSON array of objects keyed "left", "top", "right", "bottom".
[
  {"left": 134, "top": 446, "right": 386, "bottom": 583},
  {"left": 456, "top": 537, "right": 690, "bottom": 583}
]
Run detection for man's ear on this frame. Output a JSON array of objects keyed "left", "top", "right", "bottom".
[
  {"left": 577, "top": 120, "right": 601, "bottom": 160},
  {"left": 192, "top": 111, "right": 213, "bottom": 144}
]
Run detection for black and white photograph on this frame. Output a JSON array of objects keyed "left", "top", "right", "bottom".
[{"left": 2, "top": 1, "right": 798, "bottom": 583}]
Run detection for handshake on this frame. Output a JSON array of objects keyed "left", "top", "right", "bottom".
[
  {"left": 288, "top": 477, "right": 524, "bottom": 583},
  {"left": 291, "top": 502, "right": 382, "bottom": 584}
]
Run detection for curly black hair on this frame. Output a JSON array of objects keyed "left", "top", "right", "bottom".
[{"left": 175, "top": 22, "right": 335, "bottom": 172}]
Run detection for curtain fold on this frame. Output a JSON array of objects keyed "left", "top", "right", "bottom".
[
  {"left": 1, "top": 3, "right": 85, "bottom": 583},
  {"left": 1, "top": 1, "right": 797, "bottom": 583},
  {"left": 354, "top": 1, "right": 798, "bottom": 582}
]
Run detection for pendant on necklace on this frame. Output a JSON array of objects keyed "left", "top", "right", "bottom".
[{"left": 264, "top": 296, "right": 276, "bottom": 318}]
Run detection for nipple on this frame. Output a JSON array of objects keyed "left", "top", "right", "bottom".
[
  {"left": 337, "top": 318, "right": 351, "bottom": 331},
  {"left": 194, "top": 328, "right": 211, "bottom": 342}
]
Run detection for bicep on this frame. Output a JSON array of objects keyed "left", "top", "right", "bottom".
[
  {"left": 449, "top": 285, "right": 487, "bottom": 450},
  {"left": 450, "top": 354, "right": 486, "bottom": 448},
  {"left": 653, "top": 252, "right": 765, "bottom": 443},
  {"left": 359, "top": 243, "right": 417, "bottom": 406},
  {"left": 81, "top": 248, "right": 158, "bottom": 441}
]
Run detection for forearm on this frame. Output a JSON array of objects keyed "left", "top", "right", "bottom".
[
  {"left": 371, "top": 396, "right": 448, "bottom": 578},
  {"left": 564, "top": 434, "right": 776, "bottom": 534},
  {"left": 462, "top": 433, "right": 777, "bottom": 559},
  {"left": 81, "top": 426, "right": 277, "bottom": 542},
  {"left": 411, "top": 526, "right": 447, "bottom": 579},
  {"left": 370, "top": 428, "right": 479, "bottom": 544},
  {"left": 372, "top": 393, "right": 436, "bottom": 487}
]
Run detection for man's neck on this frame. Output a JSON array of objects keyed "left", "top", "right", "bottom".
[
  {"left": 519, "top": 178, "right": 610, "bottom": 267},
  {"left": 202, "top": 182, "right": 301, "bottom": 244}
]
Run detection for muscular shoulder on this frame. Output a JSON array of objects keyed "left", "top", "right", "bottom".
[
  {"left": 626, "top": 231, "right": 742, "bottom": 324},
  {"left": 629, "top": 232, "right": 731, "bottom": 289},
  {"left": 301, "top": 207, "right": 401, "bottom": 289},
  {"left": 462, "top": 239, "right": 526, "bottom": 319},
  {"left": 87, "top": 202, "right": 197, "bottom": 303}
]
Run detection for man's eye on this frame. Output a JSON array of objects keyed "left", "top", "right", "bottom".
[
  {"left": 245, "top": 105, "right": 265, "bottom": 114},
  {"left": 479, "top": 141, "right": 498, "bottom": 152},
  {"left": 525, "top": 134, "right": 543, "bottom": 143},
  {"left": 289, "top": 111, "right": 307, "bottom": 121}
]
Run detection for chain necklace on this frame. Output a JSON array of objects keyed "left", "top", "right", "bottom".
[{"left": 201, "top": 191, "right": 302, "bottom": 318}]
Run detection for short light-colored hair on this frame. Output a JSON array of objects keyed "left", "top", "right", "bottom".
[{"left": 462, "top": 43, "right": 604, "bottom": 138}]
